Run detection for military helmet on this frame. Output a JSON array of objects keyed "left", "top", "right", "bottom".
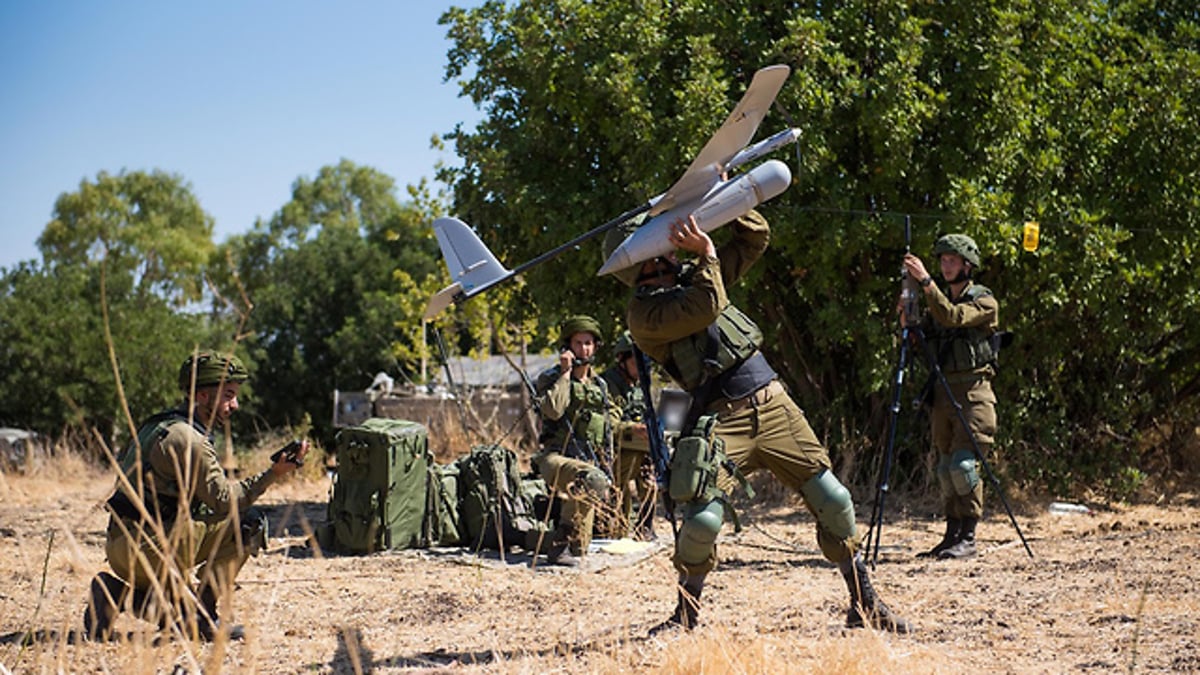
[
  {"left": 612, "top": 330, "right": 636, "bottom": 357},
  {"left": 558, "top": 315, "right": 604, "bottom": 347},
  {"left": 179, "top": 350, "right": 249, "bottom": 392},
  {"left": 600, "top": 214, "right": 647, "bottom": 287},
  {"left": 933, "top": 233, "right": 982, "bottom": 269}
]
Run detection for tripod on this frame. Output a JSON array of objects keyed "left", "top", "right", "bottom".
[{"left": 864, "top": 229, "right": 1032, "bottom": 568}]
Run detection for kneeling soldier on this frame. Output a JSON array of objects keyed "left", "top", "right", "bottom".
[
  {"left": 530, "top": 316, "right": 618, "bottom": 566},
  {"left": 84, "top": 350, "right": 307, "bottom": 641}
]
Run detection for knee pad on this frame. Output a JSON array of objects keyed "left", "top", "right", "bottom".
[
  {"left": 800, "top": 469, "right": 857, "bottom": 541},
  {"left": 675, "top": 500, "right": 725, "bottom": 568},
  {"left": 949, "top": 449, "right": 979, "bottom": 496},
  {"left": 574, "top": 467, "right": 612, "bottom": 499},
  {"left": 935, "top": 455, "right": 955, "bottom": 498}
]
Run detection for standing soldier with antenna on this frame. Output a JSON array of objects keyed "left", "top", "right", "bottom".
[{"left": 903, "top": 234, "right": 999, "bottom": 560}]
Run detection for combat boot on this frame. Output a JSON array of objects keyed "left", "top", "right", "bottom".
[
  {"left": 195, "top": 585, "right": 245, "bottom": 642},
  {"left": 632, "top": 497, "right": 658, "bottom": 542},
  {"left": 83, "top": 571, "right": 127, "bottom": 641},
  {"left": 938, "top": 517, "right": 977, "bottom": 560},
  {"left": 544, "top": 523, "right": 580, "bottom": 568},
  {"left": 650, "top": 575, "right": 704, "bottom": 634},
  {"left": 916, "top": 517, "right": 961, "bottom": 558},
  {"left": 840, "top": 555, "right": 913, "bottom": 634}
]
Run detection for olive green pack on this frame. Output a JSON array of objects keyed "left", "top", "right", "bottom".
[
  {"left": 668, "top": 415, "right": 755, "bottom": 530},
  {"left": 326, "top": 418, "right": 432, "bottom": 554},
  {"left": 454, "top": 444, "right": 549, "bottom": 551},
  {"left": 670, "top": 415, "right": 739, "bottom": 504}
]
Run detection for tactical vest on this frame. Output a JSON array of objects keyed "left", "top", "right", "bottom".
[
  {"left": 601, "top": 367, "right": 645, "bottom": 423},
  {"left": 663, "top": 303, "right": 765, "bottom": 393},
  {"left": 927, "top": 283, "right": 997, "bottom": 373},
  {"left": 538, "top": 368, "right": 610, "bottom": 458},
  {"left": 109, "top": 409, "right": 208, "bottom": 526}
]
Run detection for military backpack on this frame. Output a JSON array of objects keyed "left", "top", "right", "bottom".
[{"left": 454, "top": 443, "right": 550, "bottom": 551}]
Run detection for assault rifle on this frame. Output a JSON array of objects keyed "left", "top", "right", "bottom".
[{"left": 633, "top": 346, "right": 677, "bottom": 537}]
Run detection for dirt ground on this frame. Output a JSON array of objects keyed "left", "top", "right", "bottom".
[{"left": 1, "top": 457, "right": 1198, "bottom": 674}]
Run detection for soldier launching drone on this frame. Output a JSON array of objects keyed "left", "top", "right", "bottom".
[
  {"left": 423, "top": 64, "right": 915, "bottom": 632},
  {"left": 602, "top": 211, "right": 912, "bottom": 632}
]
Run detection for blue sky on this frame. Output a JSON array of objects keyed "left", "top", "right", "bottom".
[{"left": 0, "top": 1, "right": 484, "bottom": 271}]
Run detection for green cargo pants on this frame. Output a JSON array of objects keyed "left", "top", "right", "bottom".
[
  {"left": 674, "top": 380, "right": 859, "bottom": 577},
  {"left": 105, "top": 512, "right": 256, "bottom": 622},
  {"left": 931, "top": 377, "right": 996, "bottom": 519},
  {"left": 532, "top": 450, "right": 611, "bottom": 554}
]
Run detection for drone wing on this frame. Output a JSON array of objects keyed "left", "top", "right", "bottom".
[{"left": 648, "top": 64, "right": 790, "bottom": 216}]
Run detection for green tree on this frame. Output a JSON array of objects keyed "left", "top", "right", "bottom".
[
  {"left": 38, "top": 169, "right": 215, "bottom": 305},
  {"left": 216, "top": 160, "right": 444, "bottom": 439},
  {"left": 0, "top": 169, "right": 216, "bottom": 442},
  {"left": 440, "top": 0, "right": 1200, "bottom": 495}
]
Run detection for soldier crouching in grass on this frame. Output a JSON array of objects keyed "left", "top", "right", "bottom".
[
  {"left": 83, "top": 350, "right": 308, "bottom": 642},
  {"left": 604, "top": 210, "right": 912, "bottom": 633}
]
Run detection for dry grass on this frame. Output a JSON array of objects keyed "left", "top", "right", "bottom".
[{"left": 4, "top": 451, "right": 1200, "bottom": 673}]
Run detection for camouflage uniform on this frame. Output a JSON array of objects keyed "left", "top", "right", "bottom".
[
  {"left": 532, "top": 318, "right": 618, "bottom": 563},
  {"left": 598, "top": 336, "right": 653, "bottom": 538},
  {"left": 924, "top": 280, "right": 998, "bottom": 520},
  {"left": 913, "top": 233, "right": 999, "bottom": 560},
  {"left": 613, "top": 210, "right": 909, "bottom": 632},
  {"left": 108, "top": 410, "right": 273, "bottom": 587},
  {"left": 626, "top": 211, "right": 855, "bottom": 565},
  {"left": 84, "top": 351, "right": 291, "bottom": 641}
]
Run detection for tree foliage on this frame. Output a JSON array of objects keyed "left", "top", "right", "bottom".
[
  {"left": 0, "top": 170, "right": 218, "bottom": 443},
  {"left": 213, "top": 160, "right": 444, "bottom": 440},
  {"left": 1, "top": 160, "right": 451, "bottom": 449},
  {"left": 38, "top": 169, "right": 215, "bottom": 305},
  {"left": 440, "top": 0, "right": 1200, "bottom": 495}
]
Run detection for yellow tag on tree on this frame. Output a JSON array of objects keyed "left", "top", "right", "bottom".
[{"left": 1022, "top": 221, "right": 1040, "bottom": 252}]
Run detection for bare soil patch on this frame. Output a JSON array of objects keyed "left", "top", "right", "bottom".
[{"left": 1, "top": 461, "right": 1198, "bottom": 674}]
